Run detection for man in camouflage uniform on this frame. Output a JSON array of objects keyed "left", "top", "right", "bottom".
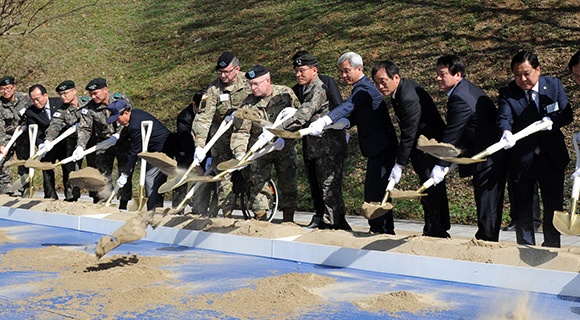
[
  {"left": 73, "top": 78, "right": 132, "bottom": 207},
  {"left": 192, "top": 52, "right": 251, "bottom": 217},
  {"left": 38, "top": 80, "right": 89, "bottom": 201},
  {"left": 231, "top": 65, "right": 300, "bottom": 221},
  {"left": 0, "top": 76, "right": 32, "bottom": 194},
  {"left": 283, "top": 53, "right": 350, "bottom": 229}
]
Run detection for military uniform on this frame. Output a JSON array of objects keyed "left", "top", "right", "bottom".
[
  {"left": 78, "top": 92, "right": 133, "bottom": 203},
  {"left": 231, "top": 84, "right": 300, "bottom": 215},
  {"left": 284, "top": 76, "right": 349, "bottom": 228},
  {"left": 192, "top": 74, "right": 250, "bottom": 216},
  {"left": 0, "top": 91, "right": 32, "bottom": 193},
  {"left": 45, "top": 96, "right": 89, "bottom": 200}
]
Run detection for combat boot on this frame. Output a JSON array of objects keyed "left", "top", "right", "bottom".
[
  {"left": 282, "top": 209, "right": 294, "bottom": 223},
  {"left": 254, "top": 210, "right": 267, "bottom": 221}
]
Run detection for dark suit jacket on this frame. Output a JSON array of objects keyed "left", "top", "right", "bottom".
[
  {"left": 439, "top": 79, "right": 499, "bottom": 177},
  {"left": 328, "top": 75, "right": 397, "bottom": 158},
  {"left": 25, "top": 97, "right": 64, "bottom": 146},
  {"left": 497, "top": 75, "right": 572, "bottom": 178},
  {"left": 392, "top": 78, "right": 445, "bottom": 166}
]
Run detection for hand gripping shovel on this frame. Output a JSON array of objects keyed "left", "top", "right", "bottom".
[
  {"left": 361, "top": 178, "right": 396, "bottom": 219},
  {"left": 390, "top": 165, "right": 456, "bottom": 200},
  {"left": 16, "top": 124, "right": 79, "bottom": 190},
  {"left": 216, "top": 107, "right": 298, "bottom": 171},
  {"left": 266, "top": 117, "right": 351, "bottom": 139},
  {"left": 158, "top": 114, "right": 235, "bottom": 194},
  {"left": 553, "top": 133, "right": 580, "bottom": 235},
  {"left": 128, "top": 121, "right": 153, "bottom": 212},
  {"left": 0, "top": 125, "right": 25, "bottom": 167}
]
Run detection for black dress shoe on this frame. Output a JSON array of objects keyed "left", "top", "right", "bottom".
[
  {"left": 64, "top": 197, "right": 78, "bottom": 202},
  {"left": 503, "top": 221, "right": 516, "bottom": 231}
]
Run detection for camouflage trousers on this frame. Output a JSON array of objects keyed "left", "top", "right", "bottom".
[
  {"left": 248, "top": 146, "right": 297, "bottom": 212},
  {"left": 0, "top": 136, "right": 30, "bottom": 194},
  {"left": 211, "top": 139, "right": 236, "bottom": 216}
]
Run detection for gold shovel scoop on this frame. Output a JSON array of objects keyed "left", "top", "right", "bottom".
[
  {"left": 361, "top": 179, "right": 396, "bottom": 220},
  {"left": 553, "top": 133, "right": 580, "bottom": 235}
]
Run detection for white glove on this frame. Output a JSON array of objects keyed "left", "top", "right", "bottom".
[
  {"left": 278, "top": 107, "right": 297, "bottom": 120},
  {"left": 500, "top": 130, "right": 516, "bottom": 149},
  {"left": 308, "top": 115, "right": 332, "bottom": 136},
  {"left": 273, "top": 137, "right": 285, "bottom": 150},
  {"left": 72, "top": 146, "right": 84, "bottom": 161},
  {"left": 259, "top": 127, "right": 275, "bottom": 142},
  {"left": 194, "top": 146, "right": 206, "bottom": 163},
  {"left": 43, "top": 140, "right": 54, "bottom": 152},
  {"left": 541, "top": 117, "right": 552, "bottom": 131},
  {"left": 204, "top": 157, "right": 212, "bottom": 172},
  {"left": 572, "top": 168, "right": 580, "bottom": 179},
  {"left": 389, "top": 164, "right": 403, "bottom": 184},
  {"left": 430, "top": 165, "right": 449, "bottom": 186},
  {"left": 116, "top": 173, "right": 129, "bottom": 188}
]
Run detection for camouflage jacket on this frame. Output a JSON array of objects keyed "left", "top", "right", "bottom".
[
  {"left": 192, "top": 74, "right": 250, "bottom": 148},
  {"left": 77, "top": 92, "right": 132, "bottom": 148},
  {"left": 45, "top": 96, "right": 89, "bottom": 141},
  {"left": 283, "top": 76, "right": 347, "bottom": 158},
  {"left": 231, "top": 84, "right": 300, "bottom": 157},
  {"left": 0, "top": 91, "right": 32, "bottom": 145}
]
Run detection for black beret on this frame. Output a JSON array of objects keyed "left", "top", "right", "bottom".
[
  {"left": 55, "top": 80, "right": 75, "bottom": 92},
  {"left": 0, "top": 76, "right": 15, "bottom": 86},
  {"left": 293, "top": 53, "right": 318, "bottom": 67},
  {"left": 245, "top": 65, "right": 269, "bottom": 80},
  {"left": 85, "top": 78, "right": 107, "bottom": 91},
  {"left": 216, "top": 51, "right": 236, "bottom": 70}
]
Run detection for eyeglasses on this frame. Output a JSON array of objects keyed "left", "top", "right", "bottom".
[
  {"left": 217, "top": 67, "right": 237, "bottom": 76},
  {"left": 0, "top": 85, "right": 15, "bottom": 92},
  {"left": 249, "top": 78, "right": 268, "bottom": 88},
  {"left": 57, "top": 89, "right": 74, "bottom": 96}
]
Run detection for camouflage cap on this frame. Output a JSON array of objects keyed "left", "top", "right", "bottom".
[
  {"left": 245, "top": 65, "right": 269, "bottom": 80},
  {"left": 216, "top": 51, "right": 236, "bottom": 70},
  {"left": 106, "top": 99, "right": 128, "bottom": 123},
  {"left": 293, "top": 53, "right": 318, "bottom": 67},
  {"left": 85, "top": 78, "right": 107, "bottom": 91},
  {"left": 56, "top": 80, "right": 75, "bottom": 92},
  {"left": 0, "top": 76, "right": 15, "bottom": 86}
]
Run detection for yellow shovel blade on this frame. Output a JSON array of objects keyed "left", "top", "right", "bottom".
[
  {"left": 439, "top": 156, "right": 487, "bottom": 164},
  {"left": 128, "top": 186, "right": 147, "bottom": 212},
  {"left": 266, "top": 128, "right": 302, "bottom": 139},
  {"left": 24, "top": 159, "right": 57, "bottom": 170},
  {"left": 553, "top": 210, "right": 580, "bottom": 236},
  {"left": 389, "top": 188, "right": 428, "bottom": 200},
  {"left": 360, "top": 201, "right": 394, "bottom": 220},
  {"left": 217, "top": 159, "right": 240, "bottom": 171}
]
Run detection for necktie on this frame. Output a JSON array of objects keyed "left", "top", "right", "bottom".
[
  {"left": 45, "top": 107, "right": 51, "bottom": 120},
  {"left": 528, "top": 90, "right": 535, "bottom": 107}
]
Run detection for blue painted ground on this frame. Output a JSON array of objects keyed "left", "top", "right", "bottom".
[{"left": 1, "top": 218, "right": 579, "bottom": 319}]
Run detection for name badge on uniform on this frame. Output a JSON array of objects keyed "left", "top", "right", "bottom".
[
  {"left": 53, "top": 112, "right": 62, "bottom": 118},
  {"left": 219, "top": 93, "right": 229, "bottom": 102},
  {"left": 545, "top": 102, "right": 559, "bottom": 114}
]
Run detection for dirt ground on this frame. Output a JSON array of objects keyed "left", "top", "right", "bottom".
[{"left": 0, "top": 195, "right": 577, "bottom": 319}]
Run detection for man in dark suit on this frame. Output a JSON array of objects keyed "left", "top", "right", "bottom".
[
  {"left": 371, "top": 60, "right": 451, "bottom": 238},
  {"left": 498, "top": 51, "right": 573, "bottom": 248},
  {"left": 290, "top": 50, "right": 348, "bottom": 229},
  {"left": 26, "top": 84, "right": 65, "bottom": 199},
  {"left": 107, "top": 99, "right": 174, "bottom": 210},
  {"left": 309, "top": 52, "right": 398, "bottom": 234},
  {"left": 430, "top": 54, "right": 506, "bottom": 242}
]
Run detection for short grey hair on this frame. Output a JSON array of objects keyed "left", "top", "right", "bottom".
[{"left": 337, "top": 52, "right": 363, "bottom": 68}]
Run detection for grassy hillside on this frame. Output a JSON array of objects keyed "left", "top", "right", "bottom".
[{"left": 1, "top": 0, "right": 579, "bottom": 224}]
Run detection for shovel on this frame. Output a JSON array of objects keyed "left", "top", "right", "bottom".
[
  {"left": 14, "top": 124, "right": 78, "bottom": 193},
  {"left": 390, "top": 165, "right": 456, "bottom": 200},
  {"left": 158, "top": 114, "right": 235, "bottom": 194},
  {"left": 0, "top": 125, "right": 25, "bottom": 167},
  {"left": 215, "top": 107, "right": 298, "bottom": 172},
  {"left": 128, "top": 121, "right": 153, "bottom": 212},
  {"left": 553, "top": 133, "right": 580, "bottom": 235},
  {"left": 435, "top": 119, "right": 554, "bottom": 164},
  {"left": 361, "top": 178, "right": 396, "bottom": 220},
  {"left": 266, "top": 117, "right": 351, "bottom": 139},
  {"left": 19, "top": 125, "right": 38, "bottom": 198},
  {"left": 217, "top": 137, "right": 285, "bottom": 171}
]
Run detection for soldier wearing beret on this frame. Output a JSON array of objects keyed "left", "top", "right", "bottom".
[
  {"left": 231, "top": 65, "right": 300, "bottom": 221},
  {"left": 0, "top": 76, "right": 33, "bottom": 195},
  {"left": 283, "top": 52, "right": 350, "bottom": 228},
  {"left": 74, "top": 78, "right": 133, "bottom": 207},
  {"left": 191, "top": 52, "right": 251, "bottom": 217},
  {"left": 36, "top": 80, "right": 89, "bottom": 201}
]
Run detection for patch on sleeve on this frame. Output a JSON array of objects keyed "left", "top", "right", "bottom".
[
  {"left": 53, "top": 112, "right": 62, "bottom": 118},
  {"left": 81, "top": 108, "right": 89, "bottom": 115}
]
